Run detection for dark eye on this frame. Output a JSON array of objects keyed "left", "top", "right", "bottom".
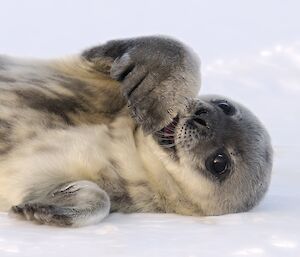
[
  {"left": 206, "top": 152, "right": 230, "bottom": 178},
  {"left": 217, "top": 101, "right": 235, "bottom": 115}
]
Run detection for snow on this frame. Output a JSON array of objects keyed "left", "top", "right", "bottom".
[{"left": 0, "top": 1, "right": 299, "bottom": 256}]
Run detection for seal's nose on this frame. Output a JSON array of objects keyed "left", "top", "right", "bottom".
[
  {"left": 193, "top": 117, "right": 207, "bottom": 127},
  {"left": 192, "top": 108, "right": 209, "bottom": 128}
]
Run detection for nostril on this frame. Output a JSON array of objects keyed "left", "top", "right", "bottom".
[
  {"left": 195, "top": 109, "right": 208, "bottom": 116},
  {"left": 193, "top": 117, "right": 207, "bottom": 127}
]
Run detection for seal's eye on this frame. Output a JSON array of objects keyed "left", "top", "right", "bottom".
[
  {"left": 217, "top": 101, "right": 235, "bottom": 116},
  {"left": 212, "top": 154, "right": 228, "bottom": 174},
  {"left": 206, "top": 152, "right": 230, "bottom": 178}
]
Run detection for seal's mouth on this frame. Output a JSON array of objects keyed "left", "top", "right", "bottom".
[{"left": 156, "top": 116, "right": 179, "bottom": 150}]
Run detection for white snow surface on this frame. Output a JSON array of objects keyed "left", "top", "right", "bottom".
[{"left": 0, "top": 1, "right": 299, "bottom": 256}]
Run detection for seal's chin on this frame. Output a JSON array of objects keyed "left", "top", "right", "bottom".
[{"left": 155, "top": 116, "right": 179, "bottom": 157}]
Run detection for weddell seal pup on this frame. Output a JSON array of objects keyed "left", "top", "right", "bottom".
[{"left": 0, "top": 36, "right": 273, "bottom": 226}]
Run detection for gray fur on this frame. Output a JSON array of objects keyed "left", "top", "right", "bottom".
[
  {"left": 12, "top": 181, "right": 110, "bottom": 226},
  {"left": 84, "top": 36, "right": 201, "bottom": 133},
  {"left": 165, "top": 95, "right": 273, "bottom": 214},
  {"left": 0, "top": 36, "right": 273, "bottom": 227}
]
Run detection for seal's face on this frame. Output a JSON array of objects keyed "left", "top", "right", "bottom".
[{"left": 154, "top": 95, "right": 273, "bottom": 216}]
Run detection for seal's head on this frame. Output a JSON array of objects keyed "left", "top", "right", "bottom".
[{"left": 154, "top": 95, "right": 273, "bottom": 216}]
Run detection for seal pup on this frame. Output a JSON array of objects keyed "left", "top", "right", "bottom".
[{"left": 0, "top": 36, "right": 273, "bottom": 226}]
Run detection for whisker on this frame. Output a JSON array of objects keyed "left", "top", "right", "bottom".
[
  {"left": 160, "top": 144, "right": 176, "bottom": 148},
  {"left": 156, "top": 136, "right": 176, "bottom": 141},
  {"left": 155, "top": 131, "right": 176, "bottom": 137},
  {"left": 158, "top": 138, "right": 185, "bottom": 149}
]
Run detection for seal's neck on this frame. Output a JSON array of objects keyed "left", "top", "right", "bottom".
[
  {"left": 104, "top": 111, "right": 203, "bottom": 215},
  {"left": 131, "top": 128, "right": 201, "bottom": 215}
]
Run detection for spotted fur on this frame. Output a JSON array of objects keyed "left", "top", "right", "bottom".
[{"left": 0, "top": 36, "right": 272, "bottom": 226}]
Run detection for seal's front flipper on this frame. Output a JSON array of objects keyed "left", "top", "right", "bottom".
[
  {"left": 10, "top": 180, "right": 110, "bottom": 227},
  {"left": 83, "top": 36, "right": 201, "bottom": 134}
]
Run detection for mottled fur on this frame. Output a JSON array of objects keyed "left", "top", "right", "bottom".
[{"left": 0, "top": 36, "right": 272, "bottom": 226}]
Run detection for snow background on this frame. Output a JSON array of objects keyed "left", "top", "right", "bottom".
[{"left": 0, "top": 0, "right": 299, "bottom": 256}]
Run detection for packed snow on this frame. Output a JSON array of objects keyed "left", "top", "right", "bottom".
[{"left": 0, "top": 1, "right": 299, "bottom": 256}]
